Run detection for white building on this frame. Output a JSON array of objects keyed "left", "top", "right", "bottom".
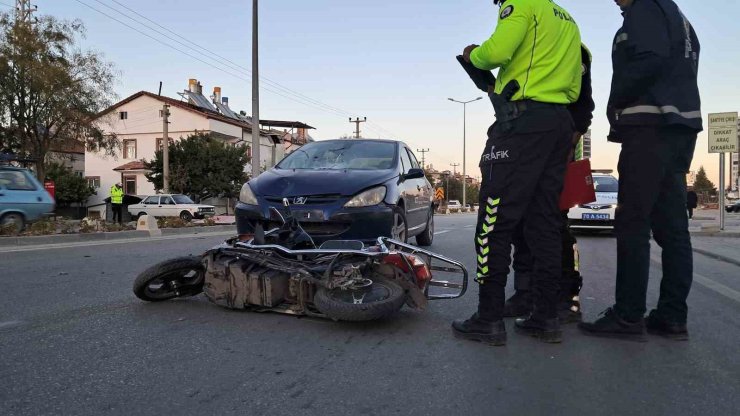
[
  {"left": 731, "top": 152, "right": 738, "bottom": 192},
  {"left": 85, "top": 80, "right": 314, "bottom": 217}
]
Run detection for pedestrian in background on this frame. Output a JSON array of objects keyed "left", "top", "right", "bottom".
[
  {"left": 452, "top": 0, "right": 582, "bottom": 346},
  {"left": 579, "top": 0, "right": 702, "bottom": 341},
  {"left": 110, "top": 182, "right": 124, "bottom": 224},
  {"left": 687, "top": 189, "right": 698, "bottom": 219}
]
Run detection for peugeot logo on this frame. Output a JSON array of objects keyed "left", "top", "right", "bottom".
[{"left": 293, "top": 196, "right": 308, "bottom": 205}]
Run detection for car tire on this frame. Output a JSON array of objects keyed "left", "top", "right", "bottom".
[
  {"left": 313, "top": 277, "right": 406, "bottom": 322},
  {"left": 390, "top": 206, "right": 408, "bottom": 243},
  {"left": 416, "top": 210, "right": 434, "bottom": 247},
  {"left": 0, "top": 213, "right": 24, "bottom": 235},
  {"left": 180, "top": 211, "right": 193, "bottom": 222},
  {"left": 137, "top": 212, "right": 147, "bottom": 220}
]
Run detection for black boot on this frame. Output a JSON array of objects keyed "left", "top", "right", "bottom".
[
  {"left": 452, "top": 313, "right": 507, "bottom": 346},
  {"left": 646, "top": 309, "right": 689, "bottom": 341},
  {"left": 514, "top": 315, "right": 562, "bottom": 343},
  {"left": 578, "top": 307, "right": 647, "bottom": 342},
  {"left": 558, "top": 295, "right": 582, "bottom": 324},
  {"left": 504, "top": 291, "right": 533, "bottom": 318}
]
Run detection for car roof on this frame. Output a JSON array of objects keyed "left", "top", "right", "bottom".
[
  {"left": 0, "top": 166, "right": 30, "bottom": 172},
  {"left": 313, "top": 138, "right": 404, "bottom": 146}
]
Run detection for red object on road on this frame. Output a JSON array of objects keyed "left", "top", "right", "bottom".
[
  {"left": 559, "top": 159, "right": 596, "bottom": 211},
  {"left": 44, "top": 179, "right": 56, "bottom": 201}
]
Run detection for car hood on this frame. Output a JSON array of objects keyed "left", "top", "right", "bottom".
[
  {"left": 592, "top": 192, "right": 618, "bottom": 205},
  {"left": 251, "top": 168, "right": 398, "bottom": 197}
]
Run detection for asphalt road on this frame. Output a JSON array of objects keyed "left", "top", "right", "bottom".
[{"left": 1, "top": 214, "right": 738, "bottom": 416}]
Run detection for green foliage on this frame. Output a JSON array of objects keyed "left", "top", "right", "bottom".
[
  {"left": 45, "top": 162, "right": 95, "bottom": 206},
  {"left": 145, "top": 132, "right": 249, "bottom": 201},
  {"left": 156, "top": 217, "right": 189, "bottom": 229},
  {"left": 27, "top": 219, "right": 56, "bottom": 235},
  {"left": 0, "top": 13, "right": 118, "bottom": 180},
  {"left": 693, "top": 166, "right": 716, "bottom": 196},
  {"left": 442, "top": 176, "right": 481, "bottom": 204}
]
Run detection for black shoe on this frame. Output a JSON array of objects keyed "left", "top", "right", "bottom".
[
  {"left": 452, "top": 313, "right": 507, "bottom": 346},
  {"left": 578, "top": 307, "right": 647, "bottom": 342},
  {"left": 558, "top": 296, "right": 582, "bottom": 324},
  {"left": 504, "top": 291, "right": 533, "bottom": 318},
  {"left": 514, "top": 315, "right": 562, "bottom": 343},
  {"left": 646, "top": 310, "right": 689, "bottom": 341}
]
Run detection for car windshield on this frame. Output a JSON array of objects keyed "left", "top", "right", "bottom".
[
  {"left": 594, "top": 176, "right": 619, "bottom": 193},
  {"left": 172, "top": 195, "right": 194, "bottom": 204},
  {"left": 277, "top": 141, "right": 396, "bottom": 170}
]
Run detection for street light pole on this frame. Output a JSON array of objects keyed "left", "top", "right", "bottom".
[
  {"left": 251, "top": 0, "right": 261, "bottom": 179},
  {"left": 448, "top": 97, "right": 482, "bottom": 209}
]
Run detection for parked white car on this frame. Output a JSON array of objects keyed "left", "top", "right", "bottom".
[
  {"left": 128, "top": 194, "right": 216, "bottom": 222},
  {"left": 567, "top": 174, "right": 619, "bottom": 231},
  {"left": 448, "top": 200, "right": 462, "bottom": 212}
]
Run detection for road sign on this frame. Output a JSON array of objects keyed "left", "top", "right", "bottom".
[
  {"left": 435, "top": 187, "right": 444, "bottom": 200},
  {"left": 708, "top": 112, "right": 738, "bottom": 153}
]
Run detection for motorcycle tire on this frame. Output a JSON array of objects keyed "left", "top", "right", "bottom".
[
  {"left": 133, "top": 256, "right": 205, "bottom": 302},
  {"left": 313, "top": 277, "right": 406, "bottom": 322}
]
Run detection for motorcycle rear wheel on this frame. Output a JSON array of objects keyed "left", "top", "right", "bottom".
[
  {"left": 314, "top": 277, "right": 405, "bottom": 322},
  {"left": 133, "top": 256, "right": 205, "bottom": 302}
]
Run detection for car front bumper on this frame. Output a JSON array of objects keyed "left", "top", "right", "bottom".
[
  {"left": 235, "top": 200, "right": 395, "bottom": 244},
  {"left": 567, "top": 207, "right": 616, "bottom": 230}
]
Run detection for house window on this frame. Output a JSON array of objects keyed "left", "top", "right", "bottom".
[
  {"left": 120, "top": 111, "right": 128, "bottom": 120},
  {"left": 156, "top": 137, "right": 173, "bottom": 151},
  {"left": 85, "top": 176, "right": 101, "bottom": 189},
  {"left": 123, "top": 176, "right": 137, "bottom": 195},
  {"left": 123, "top": 139, "right": 137, "bottom": 159}
]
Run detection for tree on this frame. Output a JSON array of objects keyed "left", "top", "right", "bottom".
[
  {"left": 145, "top": 133, "right": 249, "bottom": 202},
  {"left": 0, "top": 13, "right": 118, "bottom": 180},
  {"left": 693, "top": 166, "right": 716, "bottom": 196},
  {"left": 45, "top": 162, "right": 95, "bottom": 206}
]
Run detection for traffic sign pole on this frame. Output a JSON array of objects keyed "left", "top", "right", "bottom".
[
  {"left": 720, "top": 153, "right": 725, "bottom": 231},
  {"left": 708, "top": 112, "right": 738, "bottom": 232}
]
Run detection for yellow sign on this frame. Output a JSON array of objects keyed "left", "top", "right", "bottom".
[
  {"left": 435, "top": 188, "right": 444, "bottom": 200},
  {"left": 708, "top": 112, "right": 738, "bottom": 153}
]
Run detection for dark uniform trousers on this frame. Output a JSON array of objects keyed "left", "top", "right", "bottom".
[
  {"left": 512, "top": 212, "right": 581, "bottom": 301},
  {"left": 475, "top": 105, "right": 573, "bottom": 321},
  {"left": 112, "top": 204, "right": 123, "bottom": 224},
  {"left": 614, "top": 124, "right": 697, "bottom": 323}
]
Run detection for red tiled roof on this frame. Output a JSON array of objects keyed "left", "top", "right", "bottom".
[{"left": 113, "top": 160, "right": 148, "bottom": 171}]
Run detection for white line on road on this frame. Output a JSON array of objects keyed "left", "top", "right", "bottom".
[
  {"left": 434, "top": 230, "right": 451, "bottom": 236},
  {"left": 0, "top": 320, "right": 24, "bottom": 330},
  {"left": 650, "top": 253, "right": 740, "bottom": 304},
  {"left": 0, "top": 231, "right": 234, "bottom": 254}
]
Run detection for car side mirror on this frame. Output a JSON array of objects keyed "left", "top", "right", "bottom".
[{"left": 404, "top": 168, "right": 425, "bottom": 180}]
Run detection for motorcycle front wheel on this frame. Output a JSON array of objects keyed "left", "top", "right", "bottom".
[
  {"left": 133, "top": 256, "right": 205, "bottom": 302},
  {"left": 313, "top": 277, "right": 405, "bottom": 322}
]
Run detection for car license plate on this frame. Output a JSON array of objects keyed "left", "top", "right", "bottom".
[
  {"left": 295, "top": 210, "right": 324, "bottom": 221},
  {"left": 582, "top": 213, "right": 610, "bottom": 220}
]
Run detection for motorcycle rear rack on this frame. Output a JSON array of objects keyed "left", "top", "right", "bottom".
[{"left": 231, "top": 237, "right": 469, "bottom": 301}]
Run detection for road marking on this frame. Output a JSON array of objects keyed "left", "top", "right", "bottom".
[
  {"left": 434, "top": 230, "right": 451, "bottom": 236},
  {"left": 650, "top": 253, "right": 740, "bottom": 304},
  {"left": 0, "top": 320, "right": 24, "bottom": 330},
  {"left": 0, "top": 231, "right": 234, "bottom": 253}
]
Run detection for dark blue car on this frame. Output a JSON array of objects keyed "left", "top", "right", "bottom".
[{"left": 235, "top": 139, "right": 435, "bottom": 246}]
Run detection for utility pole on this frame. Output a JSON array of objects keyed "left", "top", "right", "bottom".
[
  {"left": 449, "top": 97, "right": 482, "bottom": 210},
  {"left": 450, "top": 163, "right": 460, "bottom": 177},
  {"left": 251, "top": 0, "right": 261, "bottom": 178},
  {"left": 416, "top": 148, "right": 430, "bottom": 169},
  {"left": 349, "top": 117, "right": 367, "bottom": 139},
  {"left": 162, "top": 104, "right": 170, "bottom": 193},
  {"left": 15, "top": 0, "right": 36, "bottom": 23}
]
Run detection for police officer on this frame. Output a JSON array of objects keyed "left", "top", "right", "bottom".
[
  {"left": 506, "top": 44, "right": 595, "bottom": 323},
  {"left": 579, "top": 0, "right": 701, "bottom": 341},
  {"left": 110, "top": 182, "right": 124, "bottom": 224},
  {"left": 452, "top": 0, "right": 582, "bottom": 345}
]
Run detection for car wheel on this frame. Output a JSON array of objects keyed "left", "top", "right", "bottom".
[
  {"left": 0, "top": 213, "right": 24, "bottom": 235},
  {"left": 416, "top": 210, "right": 434, "bottom": 247},
  {"left": 390, "top": 207, "right": 407, "bottom": 243},
  {"left": 180, "top": 211, "right": 193, "bottom": 222},
  {"left": 137, "top": 212, "right": 148, "bottom": 220}
]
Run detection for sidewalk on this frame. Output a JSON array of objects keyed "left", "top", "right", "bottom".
[{"left": 691, "top": 237, "right": 740, "bottom": 267}]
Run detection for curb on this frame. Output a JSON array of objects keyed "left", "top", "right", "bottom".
[
  {"left": 0, "top": 225, "right": 234, "bottom": 247},
  {"left": 690, "top": 231, "right": 740, "bottom": 238},
  {"left": 692, "top": 247, "right": 740, "bottom": 267}
]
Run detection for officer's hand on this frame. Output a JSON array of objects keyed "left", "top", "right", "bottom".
[
  {"left": 463, "top": 44, "right": 479, "bottom": 63},
  {"left": 572, "top": 132, "right": 582, "bottom": 146}
]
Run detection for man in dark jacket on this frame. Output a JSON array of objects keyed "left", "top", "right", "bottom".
[
  {"left": 687, "top": 189, "right": 698, "bottom": 219},
  {"left": 579, "top": 0, "right": 701, "bottom": 341},
  {"left": 506, "top": 44, "right": 595, "bottom": 323}
]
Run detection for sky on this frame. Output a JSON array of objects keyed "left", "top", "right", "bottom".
[{"left": 10, "top": 0, "right": 740, "bottom": 186}]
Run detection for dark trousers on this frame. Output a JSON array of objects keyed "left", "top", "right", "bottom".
[
  {"left": 112, "top": 204, "right": 123, "bottom": 224},
  {"left": 615, "top": 125, "right": 697, "bottom": 323},
  {"left": 512, "top": 212, "right": 582, "bottom": 301},
  {"left": 687, "top": 207, "right": 694, "bottom": 219},
  {"left": 475, "top": 106, "right": 572, "bottom": 320}
]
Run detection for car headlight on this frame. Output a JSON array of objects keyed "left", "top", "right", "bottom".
[
  {"left": 239, "top": 183, "right": 258, "bottom": 205},
  {"left": 345, "top": 186, "right": 386, "bottom": 207}
]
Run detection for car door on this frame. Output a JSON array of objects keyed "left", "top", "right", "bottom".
[
  {"left": 140, "top": 196, "right": 161, "bottom": 217},
  {"left": 398, "top": 147, "right": 423, "bottom": 229},
  {"left": 0, "top": 169, "right": 44, "bottom": 222},
  {"left": 160, "top": 196, "right": 178, "bottom": 217},
  {"left": 406, "top": 147, "right": 432, "bottom": 217}
]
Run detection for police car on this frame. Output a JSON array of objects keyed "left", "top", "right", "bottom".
[{"left": 567, "top": 171, "right": 619, "bottom": 231}]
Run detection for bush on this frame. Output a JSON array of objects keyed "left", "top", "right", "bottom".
[
  {"left": 79, "top": 217, "right": 101, "bottom": 233},
  {"left": 202, "top": 217, "right": 216, "bottom": 226},
  {"left": 157, "top": 217, "right": 189, "bottom": 229},
  {"left": 26, "top": 219, "right": 57, "bottom": 235},
  {"left": 0, "top": 223, "right": 16, "bottom": 236}
]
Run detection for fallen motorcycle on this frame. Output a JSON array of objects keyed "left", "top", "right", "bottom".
[{"left": 133, "top": 200, "right": 468, "bottom": 322}]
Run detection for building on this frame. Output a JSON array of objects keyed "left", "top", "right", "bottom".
[
  {"left": 85, "top": 79, "right": 314, "bottom": 216},
  {"left": 731, "top": 152, "right": 738, "bottom": 192},
  {"left": 48, "top": 137, "right": 85, "bottom": 176}
]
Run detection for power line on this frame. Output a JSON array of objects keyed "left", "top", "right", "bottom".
[
  {"left": 76, "top": 0, "right": 397, "bottom": 139},
  {"left": 416, "top": 148, "right": 430, "bottom": 168}
]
